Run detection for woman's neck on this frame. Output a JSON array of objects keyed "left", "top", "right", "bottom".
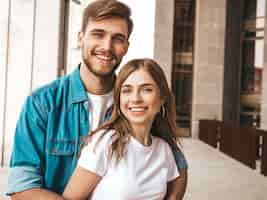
[{"left": 131, "top": 125, "right": 152, "bottom": 146}]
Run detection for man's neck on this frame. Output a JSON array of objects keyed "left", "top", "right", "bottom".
[{"left": 80, "top": 63, "right": 115, "bottom": 95}]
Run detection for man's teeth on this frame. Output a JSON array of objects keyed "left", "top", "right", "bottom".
[{"left": 96, "top": 55, "right": 112, "bottom": 61}]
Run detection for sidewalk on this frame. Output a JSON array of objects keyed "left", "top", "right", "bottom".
[
  {"left": 1, "top": 138, "right": 267, "bottom": 199},
  {"left": 182, "top": 138, "right": 267, "bottom": 200}
]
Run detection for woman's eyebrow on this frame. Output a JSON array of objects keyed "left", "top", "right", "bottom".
[{"left": 122, "top": 83, "right": 155, "bottom": 87}]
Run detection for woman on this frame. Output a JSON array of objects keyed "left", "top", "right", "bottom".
[{"left": 63, "top": 58, "right": 184, "bottom": 200}]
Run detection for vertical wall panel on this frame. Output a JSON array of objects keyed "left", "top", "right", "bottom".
[
  {"left": 2, "top": 0, "right": 63, "bottom": 166},
  {"left": 0, "top": 0, "right": 10, "bottom": 166},
  {"left": 4, "top": 0, "right": 35, "bottom": 166},
  {"left": 154, "top": 0, "right": 174, "bottom": 86},
  {"left": 66, "top": 1, "right": 82, "bottom": 74},
  {"left": 32, "top": 0, "right": 61, "bottom": 89}
]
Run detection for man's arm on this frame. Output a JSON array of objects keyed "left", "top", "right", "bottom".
[
  {"left": 7, "top": 96, "right": 58, "bottom": 199},
  {"left": 166, "top": 169, "right": 188, "bottom": 200},
  {"left": 171, "top": 147, "right": 188, "bottom": 199},
  {"left": 11, "top": 189, "right": 64, "bottom": 200}
]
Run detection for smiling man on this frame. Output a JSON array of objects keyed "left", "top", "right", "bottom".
[{"left": 7, "top": 0, "right": 188, "bottom": 199}]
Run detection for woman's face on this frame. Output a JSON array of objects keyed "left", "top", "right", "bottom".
[{"left": 119, "top": 69, "right": 162, "bottom": 128}]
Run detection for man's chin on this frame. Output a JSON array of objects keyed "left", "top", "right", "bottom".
[
  {"left": 89, "top": 68, "right": 116, "bottom": 78},
  {"left": 83, "top": 59, "right": 120, "bottom": 77}
]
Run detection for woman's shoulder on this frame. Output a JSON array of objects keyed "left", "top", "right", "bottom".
[
  {"left": 152, "top": 136, "right": 179, "bottom": 156},
  {"left": 153, "top": 136, "right": 168, "bottom": 145},
  {"left": 152, "top": 136, "right": 172, "bottom": 150},
  {"left": 89, "top": 129, "right": 116, "bottom": 144}
]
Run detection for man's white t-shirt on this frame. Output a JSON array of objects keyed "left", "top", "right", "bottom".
[
  {"left": 78, "top": 130, "right": 179, "bottom": 200},
  {"left": 87, "top": 91, "right": 113, "bottom": 131}
]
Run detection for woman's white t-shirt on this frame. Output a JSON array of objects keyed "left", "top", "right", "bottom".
[{"left": 78, "top": 130, "right": 179, "bottom": 200}]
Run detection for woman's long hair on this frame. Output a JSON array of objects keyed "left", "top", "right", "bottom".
[{"left": 91, "top": 58, "right": 181, "bottom": 162}]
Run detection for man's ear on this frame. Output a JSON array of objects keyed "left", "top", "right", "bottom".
[
  {"left": 77, "top": 31, "right": 83, "bottom": 49},
  {"left": 123, "top": 40, "right": 130, "bottom": 55},
  {"left": 126, "top": 41, "right": 130, "bottom": 51}
]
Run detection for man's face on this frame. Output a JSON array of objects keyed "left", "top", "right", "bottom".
[{"left": 78, "top": 17, "right": 129, "bottom": 78}]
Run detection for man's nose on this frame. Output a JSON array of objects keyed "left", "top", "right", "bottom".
[{"left": 102, "top": 37, "right": 113, "bottom": 51}]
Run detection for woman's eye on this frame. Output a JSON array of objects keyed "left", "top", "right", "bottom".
[
  {"left": 143, "top": 88, "right": 153, "bottom": 92},
  {"left": 121, "top": 88, "right": 131, "bottom": 94}
]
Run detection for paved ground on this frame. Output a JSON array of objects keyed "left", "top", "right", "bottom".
[
  {"left": 1, "top": 138, "right": 267, "bottom": 199},
  {"left": 182, "top": 139, "right": 267, "bottom": 200}
]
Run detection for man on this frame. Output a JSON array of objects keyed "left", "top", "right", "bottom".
[{"left": 7, "top": 0, "right": 188, "bottom": 199}]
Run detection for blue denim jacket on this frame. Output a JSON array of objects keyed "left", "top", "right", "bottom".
[{"left": 8, "top": 67, "right": 188, "bottom": 195}]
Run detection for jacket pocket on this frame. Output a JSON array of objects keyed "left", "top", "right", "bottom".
[{"left": 46, "top": 139, "right": 76, "bottom": 156}]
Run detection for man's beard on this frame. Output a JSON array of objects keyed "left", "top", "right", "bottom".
[{"left": 82, "top": 54, "right": 121, "bottom": 78}]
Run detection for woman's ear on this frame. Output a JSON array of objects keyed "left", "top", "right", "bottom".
[{"left": 160, "top": 99, "right": 165, "bottom": 107}]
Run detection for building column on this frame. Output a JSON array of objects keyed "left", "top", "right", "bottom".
[
  {"left": 260, "top": 1, "right": 267, "bottom": 130},
  {"left": 191, "top": 0, "right": 227, "bottom": 138},
  {"left": 154, "top": 0, "right": 175, "bottom": 87}
]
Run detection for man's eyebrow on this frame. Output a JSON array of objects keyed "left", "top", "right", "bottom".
[
  {"left": 89, "top": 29, "right": 105, "bottom": 33},
  {"left": 89, "top": 29, "right": 128, "bottom": 40}
]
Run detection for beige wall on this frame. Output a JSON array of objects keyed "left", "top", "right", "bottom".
[
  {"left": 191, "top": 0, "right": 227, "bottom": 138},
  {"left": 154, "top": 0, "right": 174, "bottom": 87}
]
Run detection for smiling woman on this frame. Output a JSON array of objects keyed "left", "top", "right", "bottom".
[
  {"left": 120, "top": 68, "right": 162, "bottom": 139},
  {"left": 63, "top": 58, "right": 188, "bottom": 200}
]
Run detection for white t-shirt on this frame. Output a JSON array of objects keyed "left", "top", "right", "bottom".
[
  {"left": 78, "top": 130, "right": 179, "bottom": 200},
  {"left": 87, "top": 91, "right": 113, "bottom": 131}
]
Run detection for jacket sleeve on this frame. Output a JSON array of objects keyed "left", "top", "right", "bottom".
[
  {"left": 171, "top": 146, "right": 188, "bottom": 170},
  {"left": 7, "top": 95, "right": 47, "bottom": 195}
]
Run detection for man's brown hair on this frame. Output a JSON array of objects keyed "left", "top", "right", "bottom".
[{"left": 82, "top": 0, "right": 133, "bottom": 37}]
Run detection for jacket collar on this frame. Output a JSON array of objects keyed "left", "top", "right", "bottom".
[{"left": 70, "top": 65, "right": 88, "bottom": 104}]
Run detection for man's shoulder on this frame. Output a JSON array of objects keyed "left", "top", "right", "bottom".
[
  {"left": 29, "top": 73, "right": 73, "bottom": 109},
  {"left": 32, "top": 74, "right": 70, "bottom": 96}
]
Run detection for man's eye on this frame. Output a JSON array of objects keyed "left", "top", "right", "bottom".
[
  {"left": 113, "top": 37, "right": 126, "bottom": 43},
  {"left": 91, "top": 32, "right": 103, "bottom": 37}
]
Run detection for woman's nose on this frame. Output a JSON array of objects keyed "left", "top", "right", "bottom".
[{"left": 131, "top": 90, "right": 142, "bottom": 102}]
